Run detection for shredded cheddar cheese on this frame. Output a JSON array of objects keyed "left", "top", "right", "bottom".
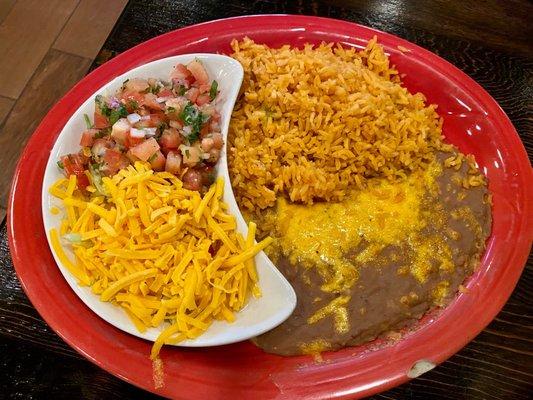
[{"left": 48, "top": 162, "right": 268, "bottom": 359}]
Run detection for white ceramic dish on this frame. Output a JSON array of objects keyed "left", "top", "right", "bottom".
[{"left": 41, "top": 53, "right": 296, "bottom": 347}]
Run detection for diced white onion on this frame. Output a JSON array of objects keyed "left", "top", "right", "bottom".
[
  {"left": 166, "top": 98, "right": 185, "bottom": 109},
  {"left": 130, "top": 127, "right": 157, "bottom": 138},
  {"left": 182, "top": 126, "right": 192, "bottom": 136},
  {"left": 127, "top": 113, "right": 142, "bottom": 124},
  {"left": 130, "top": 128, "right": 146, "bottom": 138},
  {"left": 111, "top": 118, "right": 131, "bottom": 139},
  {"left": 201, "top": 152, "right": 211, "bottom": 160},
  {"left": 144, "top": 127, "right": 157, "bottom": 137},
  {"left": 112, "top": 118, "right": 130, "bottom": 130}
]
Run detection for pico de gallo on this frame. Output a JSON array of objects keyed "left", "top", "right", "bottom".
[{"left": 57, "top": 59, "right": 223, "bottom": 192}]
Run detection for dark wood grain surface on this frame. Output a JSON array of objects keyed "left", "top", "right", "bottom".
[{"left": 1, "top": 0, "right": 532, "bottom": 399}]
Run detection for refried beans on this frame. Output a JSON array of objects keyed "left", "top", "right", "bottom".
[{"left": 252, "top": 151, "right": 491, "bottom": 355}]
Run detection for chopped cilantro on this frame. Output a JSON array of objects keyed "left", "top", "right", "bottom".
[
  {"left": 156, "top": 122, "right": 168, "bottom": 139},
  {"left": 108, "top": 104, "right": 128, "bottom": 125},
  {"left": 176, "top": 85, "right": 186, "bottom": 96},
  {"left": 57, "top": 160, "right": 64, "bottom": 170},
  {"left": 166, "top": 106, "right": 176, "bottom": 114},
  {"left": 157, "top": 122, "right": 169, "bottom": 131},
  {"left": 95, "top": 95, "right": 128, "bottom": 123},
  {"left": 209, "top": 80, "right": 218, "bottom": 101},
  {"left": 93, "top": 129, "right": 109, "bottom": 139},
  {"left": 145, "top": 84, "right": 161, "bottom": 95},
  {"left": 179, "top": 102, "right": 205, "bottom": 143},
  {"left": 95, "top": 95, "right": 111, "bottom": 117},
  {"left": 95, "top": 94, "right": 104, "bottom": 107},
  {"left": 188, "top": 132, "right": 199, "bottom": 143},
  {"left": 205, "top": 170, "right": 216, "bottom": 185},
  {"left": 179, "top": 102, "right": 198, "bottom": 125},
  {"left": 127, "top": 99, "right": 139, "bottom": 111},
  {"left": 83, "top": 113, "right": 92, "bottom": 129}
]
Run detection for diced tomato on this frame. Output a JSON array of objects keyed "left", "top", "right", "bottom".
[
  {"left": 111, "top": 118, "right": 131, "bottom": 145},
  {"left": 186, "top": 87, "right": 200, "bottom": 102},
  {"left": 91, "top": 138, "right": 113, "bottom": 159},
  {"left": 120, "top": 90, "right": 144, "bottom": 110},
  {"left": 158, "top": 88, "right": 173, "bottom": 97},
  {"left": 61, "top": 154, "right": 90, "bottom": 189},
  {"left": 159, "top": 128, "right": 181, "bottom": 150},
  {"left": 125, "top": 131, "right": 145, "bottom": 148},
  {"left": 94, "top": 110, "right": 109, "bottom": 129},
  {"left": 133, "top": 114, "right": 166, "bottom": 129},
  {"left": 169, "top": 119, "right": 183, "bottom": 129},
  {"left": 200, "top": 165, "right": 216, "bottom": 186},
  {"left": 143, "top": 93, "right": 163, "bottom": 110},
  {"left": 182, "top": 169, "right": 202, "bottom": 191},
  {"left": 146, "top": 113, "right": 166, "bottom": 128},
  {"left": 165, "top": 151, "right": 182, "bottom": 174},
  {"left": 62, "top": 153, "right": 88, "bottom": 169},
  {"left": 150, "top": 150, "right": 166, "bottom": 171},
  {"left": 212, "top": 132, "right": 224, "bottom": 150},
  {"left": 120, "top": 90, "right": 144, "bottom": 102},
  {"left": 201, "top": 137, "right": 214, "bottom": 152},
  {"left": 195, "top": 93, "right": 211, "bottom": 106},
  {"left": 187, "top": 60, "right": 209, "bottom": 86},
  {"left": 124, "top": 78, "right": 149, "bottom": 92},
  {"left": 211, "top": 110, "right": 221, "bottom": 122},
  {"left": 80, "top": 129, "right": 99, "bottom": 147},
  {"left": 103, "top": 149, "right": 121, "bottom": 167},
  {"left": 199, "top": 123, "right": 209, "bottom": 138},
  {"left": 130, "top": 138, "right": 160, "bottom": 161},
  {"left": 103, "top": 149, "right": 130, "bottom": 175},
  {"left": 198, "top": 83, "right": 211, "bottom": 94},
  {"left": 125, "top": 149, "right": 140, "bottom": 163},
  {"left": 171, "top": 64, "right": 194, "bottom": 84}
]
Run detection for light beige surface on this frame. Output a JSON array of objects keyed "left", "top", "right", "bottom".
[
  {"left": 0, "top": 96, "right": 14, "bottom": 127},
  {"left": 0, "top": 0, "right": 15, "bottom": 24},
  {"left": 0, "top": 0, "right": 79, "bottom": 99},
  {"left": 54, "top": 0, "right": 128, "bottom": 59}
]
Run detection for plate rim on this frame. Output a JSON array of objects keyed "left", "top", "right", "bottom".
[{"left": 7, "top": 14, "right": 533, "bottom": 399}]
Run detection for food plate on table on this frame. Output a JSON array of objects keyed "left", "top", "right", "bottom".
[{"left": 8, "top": 15, "right": 533, "bottom": 399}]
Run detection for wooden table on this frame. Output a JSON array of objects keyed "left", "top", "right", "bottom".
[{"left": 1, "top": 1, "right": 531, "bottom": 398}]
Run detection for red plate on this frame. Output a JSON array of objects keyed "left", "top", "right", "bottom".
[{"left": 8, "top": 15, "right": 533, "bottom": 399}]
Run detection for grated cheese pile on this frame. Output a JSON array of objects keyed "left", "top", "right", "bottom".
[{"left": 48, "top": 161, "right": 271, "bottom": 359}]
